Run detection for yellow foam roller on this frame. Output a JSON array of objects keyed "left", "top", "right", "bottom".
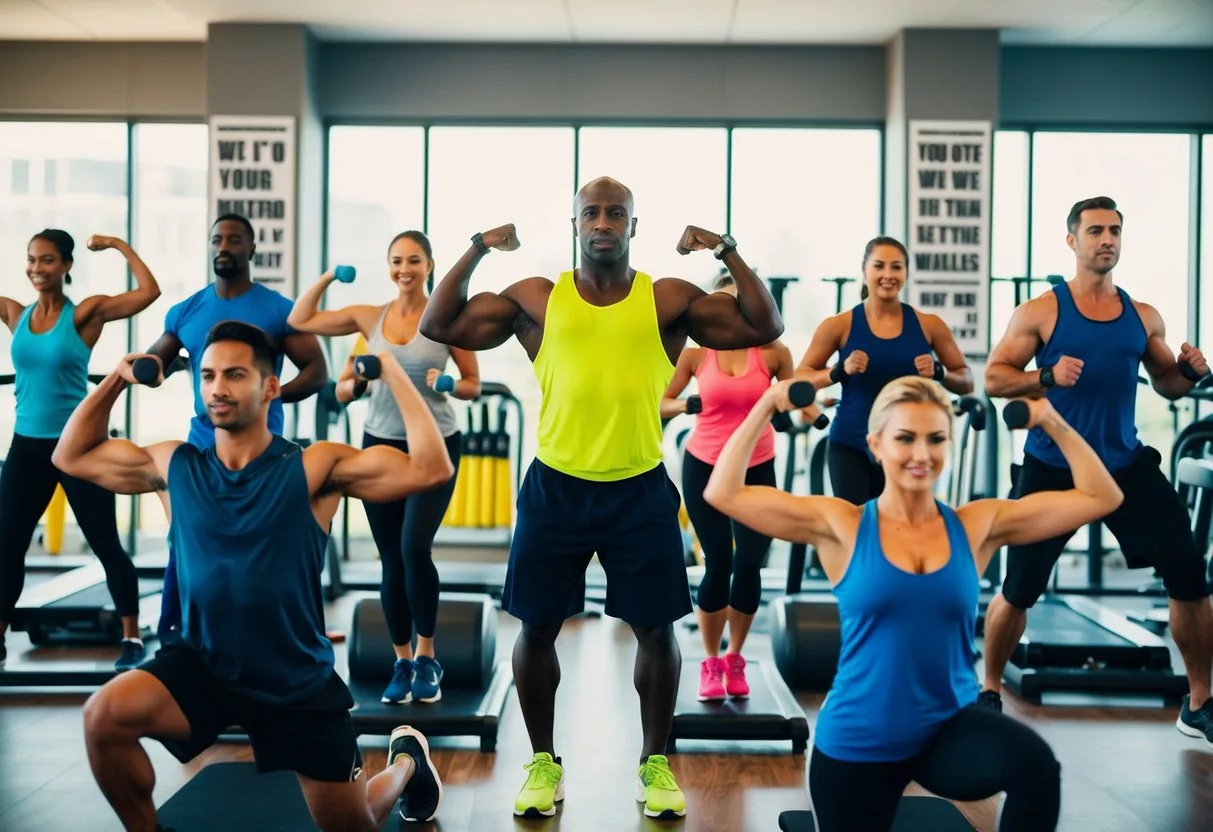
[{"left": 44, "top": 483, "right": 66, "bottom": 555}]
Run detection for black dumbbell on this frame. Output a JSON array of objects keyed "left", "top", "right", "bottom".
[
  {"left": 685, "top": 395, "right": 702, "bottom": 415},
  {"left": 132, "top": 357, "right": 160, "bottom": 385},
  {"left": 354, "top": 355, "right": 381, "bottom": 380},
  {"left": 1002, "top": 400, "right": 1030, "bottom": 430},
  {"left": 788, "top": 380, "right": 814, "bottom": 408}
]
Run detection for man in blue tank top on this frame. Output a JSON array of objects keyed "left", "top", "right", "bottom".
[
  {"left": 52, "top": 322, "right": 454, "bottom": 831},
  {"left": 143, "top": 214, "right": 330, "bottom": 640},
  {"left": 982, "top": 196, "right": 1213, "bottom": 743}
]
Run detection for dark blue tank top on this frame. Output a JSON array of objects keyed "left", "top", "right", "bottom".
[
  {"left": 830, "top": 303, "right": 932, "bottom": 451},
  {"left": 814, "top": 500, "right": 979, "bottom": 762},
  {"left": 167, "top": 436, "right": 334, "bottom": 704},
  {"left": 1023, "top": 282, "right": 1145, "bottom": 472}
]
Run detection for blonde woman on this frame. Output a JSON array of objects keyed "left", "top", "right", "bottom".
[{"left": 703, "top": 376, "right": 1122, "bottom": 832}]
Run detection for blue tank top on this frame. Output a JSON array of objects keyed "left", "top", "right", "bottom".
[
  {"left": 830, "top": 303, "right": 932, "bottom": 451},
  {"left": 814, "top": 500, "right": 979, "bottom": 762},
  {"left": 167, "top": 436, "right": 334, "bottom": 704},
  {"left": 1023, "top": 282, "right": 1145, "bottom": 472},
  {"left": 10, "top": 301, "right": 91, "bottom": 439}
]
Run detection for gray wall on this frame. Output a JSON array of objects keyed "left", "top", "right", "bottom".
[
  {"left": 317, "top": 44, "right": 888, "bottom": 123},
  {"left": 0, "top": 38, "right": 1211, "bottom": 129},
  {"left": 1000, "top": 47, "right": 1213, "bottom": 127},
  {"left": 0, "top": 42, "right": 205, "bottom": 117}
]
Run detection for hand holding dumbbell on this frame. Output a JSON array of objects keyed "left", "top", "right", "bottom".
[{"left": 427, "top": 368, "right": 455, "bottom": 394}]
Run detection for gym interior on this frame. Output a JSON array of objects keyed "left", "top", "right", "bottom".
[{"left": 2, "top": 2, "right": 1213, "bottom": 831}]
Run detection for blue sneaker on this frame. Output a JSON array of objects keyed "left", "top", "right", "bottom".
[
  {"left": 411, "top": 655, "right": 444, "bottom": 703},
  {"left": 114, "top": 640, "right": 146, "bottom": 672},
  {"left": 381, "top": 658, "right": 414, "bottom": 704}
]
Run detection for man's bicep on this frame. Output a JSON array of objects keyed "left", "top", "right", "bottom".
[{"left": 988, "top": 305, "right": 1041, "bottom": 369}]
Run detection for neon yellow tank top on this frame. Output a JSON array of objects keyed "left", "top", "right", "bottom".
[{"left": 534, "top": 270, "right": 674, "bottom": 481}]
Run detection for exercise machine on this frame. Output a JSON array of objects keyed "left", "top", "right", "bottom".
[
  {"left": 769, "top": 395, "right": 990, "bottom": 691},
  {"left": 663, "top": 383, "right": 816, "bottom": 754},
  {"left": 345, "top": 593, "right": 512, "bottom": 752},
  {"left": 778, "top": 797, "right": 974, "bottom": 831}
]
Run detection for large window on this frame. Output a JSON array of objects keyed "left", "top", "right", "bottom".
[
  {"left": 730, "top": 128, "right": 882, "bottom": 361},
  {"left": 577, "top": 127, "right": 727, "bottom": 290},
  {"left": 427, "top": 126, "right": 575, "bottom": 468},
  {"left": 130, "top": 123, "right": 210, "bottom": 537},
  {"left": 1031, "top": 132, "right": 1194, "bottom": 464}
]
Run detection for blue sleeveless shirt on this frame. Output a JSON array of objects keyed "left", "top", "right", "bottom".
[
  {"left": 1023, "top": 282, "right": 1145, "bottom": 472},
  {"left": 830, "top": 303, "right": 932, "bottom": 451},
  {"left": 167, "top": 436, "right": 334, "bottom": 704},
  {"left": 814, "top": 500, "right": 980, "bottom": 762},
  {"left": 10, "top": 301, "right": 91, "bottom": 438}
]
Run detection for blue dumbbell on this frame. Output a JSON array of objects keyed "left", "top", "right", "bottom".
[
  {"left": 434, "top": 374, "right": 455, "bottom": 393},
  {"left": 334, "top": 265, "right": 356, "bottom": 284}
]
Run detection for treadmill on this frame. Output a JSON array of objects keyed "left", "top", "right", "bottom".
[{"left": 8, "top": 560, "right": 165, "bottom": 646}]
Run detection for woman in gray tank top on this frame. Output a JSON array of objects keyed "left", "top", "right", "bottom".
[{"left": 289, "top": 231, "right": 481, "bottom": 706}]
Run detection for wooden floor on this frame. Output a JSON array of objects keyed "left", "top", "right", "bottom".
[{"left": 3, "top": 593, "right": 1213, "bottom": 832}]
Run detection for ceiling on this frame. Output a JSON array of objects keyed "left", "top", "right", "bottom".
[{"left": 0, "top": 0, "right": 1210, "bottom": 46}]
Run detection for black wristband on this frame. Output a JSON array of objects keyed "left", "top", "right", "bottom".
[
  {"left": 1179, "top": 362, "right": 1202, "bottom": 383},
  {"left": 352, "top": 379, "right": 368, "bottom": 400},
  {"left": 470, "top": 232, "right": 488, "bottom": 253},
  {"left": 933, "top": 361, "right": 945, "bottom": 382},
  {"left": 829, "top": 364, "right": 848, "bottom": 384}
]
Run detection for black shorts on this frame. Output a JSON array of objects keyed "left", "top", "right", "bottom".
[
  {"left": 141, "top": 644, "right": 363, "bottom": 783},
  {"left": 1002, "top": 447, "right": 1209, "bottom": 608},
  {"left": 502, "top": 459, "right": 694, "bottom": 628}
]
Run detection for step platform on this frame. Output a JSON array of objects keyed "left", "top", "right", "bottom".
[
  {"left": 778, "top": 797, "right": 974, "bottom": 831},
  {"left": 157, "top": 763, "right": 400, "bottom": 831},
  {"left": 667, "top": 660, "right": 809, "bottom": 755}
]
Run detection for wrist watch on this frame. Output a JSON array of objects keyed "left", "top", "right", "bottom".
[
  {"left": 470, "top": 232, "right": 488, "bottom": 253},
  {"left": 933, "top": 361, "right": 945, "bottom": 382},
  {"left": 713, "top": 233, "right": 737, "bottom": 260},
  {"left": 1039, "top": 366, "right": 1056, "bottom": 388}
]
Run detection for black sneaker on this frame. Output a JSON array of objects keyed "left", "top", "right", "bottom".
[
  {"left": 1176, "top": 695, "right": 1213, "bottom": 748},
  {"left": 976, "top": 690, "right": 1003, "bottom": 712},
  {"left": 115, "top": 639, "right": 146, "bottom": 672},
  {"left": 390, "top": 725, "right": 443, "bottom": 822}
]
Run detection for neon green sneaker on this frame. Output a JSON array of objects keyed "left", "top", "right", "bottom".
[
  {"left": 513, "top": 752, "right": 565, "bottom": 818},
  {"left": 636, "top": 754, "right": 686, "bottom": 819}
]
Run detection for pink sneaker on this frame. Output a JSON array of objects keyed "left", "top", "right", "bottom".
[
  {"left": 698, "top": 657, "right": 726, "bottom": 701},
  {"left": 724, "top": 653, "right": 750, "bottom": 699}
]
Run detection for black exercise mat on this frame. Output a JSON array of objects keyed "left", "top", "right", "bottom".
[
  {"left": 778, "top": 796, "right": 974, "bottom": 831},
  {"left": 157, "top": 762, "right": 404, "bottom": 831}
]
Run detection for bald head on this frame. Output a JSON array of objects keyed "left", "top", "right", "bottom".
[
  {"left": 572, "top": 176, "right": 636, "bottom": 265},
  {"left": 575, "top": 177, "right": 634, "bottom": 216}
]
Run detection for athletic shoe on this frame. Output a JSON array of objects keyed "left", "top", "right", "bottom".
[
  {"left": 697, "top": 657, "right": 726, "bottom": 701},
  {"left": 723, "top": 653, "right": 750, "bottom": 699},
  {"left": 636, "top": 754, "right": 686, "bottom": 819},
  {"left": 390, "top": 725, "right": 443, "bottom": 822},
  {"left": 976, "top": 689, "right": 1003, "bottom": 712},
  {"left": 1176, "top": 694, "right": 1213, "bottom": 748},
  {"left": 412, "top": 655, "right": 444, "bottom": 703},
  {"left": 114, "top": 640, "right": 146, "bottom": 672},
  {"left": 381, "top": 658, "right": 414, "bottom": 704},
  {"left": 513, "top": 752, "right": 565, "bottom": 818}
]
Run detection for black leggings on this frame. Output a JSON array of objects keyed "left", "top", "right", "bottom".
[
  {"left": 361, "top": 432, "right": 461, "bottom": 646},
  {"left": 809, "top": 704, "right": 1061, "bottom": 832},
  {"left": 681, "top": 451, "right": 776, "bottom": 615},
  {"left": 827, "top": 440, "right": 885, "bottom": 505},
  {"left": 0, "top": 434, "right": 138, "bottom": 622}
]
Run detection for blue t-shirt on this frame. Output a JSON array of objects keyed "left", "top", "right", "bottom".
[
  {"left": 165, "top": 283, "right": 297, "bottom": 448},
  {"left": 168, "top": 436, "right": 334, "bottom": 704}
]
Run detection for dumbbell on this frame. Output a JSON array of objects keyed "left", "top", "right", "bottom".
[
  {"left": 354, "top": 355, "right": 381, "bottom": 380},
  {"left": 433, "top": 374, "right": 455, "bottom": 393},
  {"left": 1002, "top": 400, "right": 1030, "bottom": 430},
  {"left": 685, "top": 395, "right": 702, "bottom": 415},
  {"left": 131, "top": 357, "right": 160, "bottom": 386},
  {"left": 333, "top": 265, "right": 356, "bottom": 284}
]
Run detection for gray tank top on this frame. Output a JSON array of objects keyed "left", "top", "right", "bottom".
[{"left": 363, "top": 305, "right": 459, "bottom": 440}]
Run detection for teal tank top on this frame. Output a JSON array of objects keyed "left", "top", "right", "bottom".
[{"left": 10, "top": 301, "right": 91, "bottom": 439}]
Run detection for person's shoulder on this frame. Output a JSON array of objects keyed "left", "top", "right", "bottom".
[{"left": 167, "top": 285, "right": 212, "bottom": 322}]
